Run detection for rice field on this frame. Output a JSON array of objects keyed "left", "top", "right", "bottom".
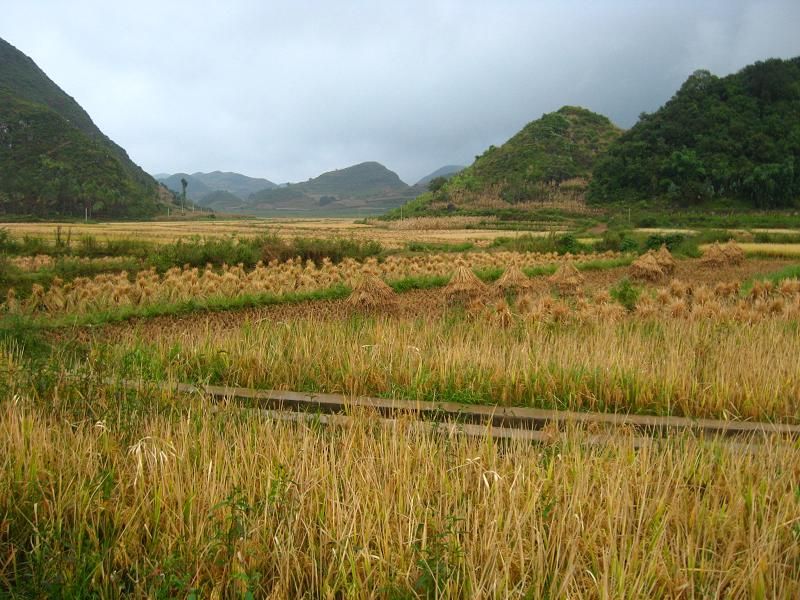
[
  {"left": 0, "top": 218, "right": 541, "bottom": 249},
  {"left": 2, "top": 226, "right": 800, "bottom": 597}
]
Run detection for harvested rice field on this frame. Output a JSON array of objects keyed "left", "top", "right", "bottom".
[
  {"left": 2, "top": 222, "right": 799, "bottom": 597},
  {"left": 0, "top": 218, "right": 547, "bottom": 249}
]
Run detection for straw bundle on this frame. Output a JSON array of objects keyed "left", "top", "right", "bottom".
[
  {"left": 494, "top": 264, "right": 532, "bottom": 294},
  {"left": 548, "top": 262, "right": 584, "bottom": 296},
  {"left": 629, "top": 253, "right": 665, "bottom": 282},
  {"left": 654, "top": 245, "right": 676, "bottom": 275},
  {"left": 444, "top": 265, "right": 488, "bottom": 304},
  {"left": 345, "top": 274, "right": 398, "bottom": 310}
]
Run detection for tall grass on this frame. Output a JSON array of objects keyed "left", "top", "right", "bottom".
[
  {"left": 0, "top": 387, "right": 797, "bottom": 597},
  {"left": 102, "top": 314, "right": 800, "bottom": 421}
]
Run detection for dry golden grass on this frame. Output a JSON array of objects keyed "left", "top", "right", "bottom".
[
  {"left": 1, "top": 396, "right": 798, "bottom": 598},
  {"left": 105, "top": 293, "right": 800, "bottom": 420},
  {"left": 7, "top": 254, "right": 134, "bottom": 271},
  {"left": 0, "top": 218, "right": 527, "bottom": 249},
  {"left": 733, "top": 243, "right": 800, "bottom": 258},
  {"left": 372, "top": 216, "right": 498, "bottom": 230}
]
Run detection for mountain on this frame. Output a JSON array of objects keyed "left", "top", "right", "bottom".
[
  {"left": 295, "top": 161, "right": 409, "bottom": 197},
  {"left": 199, "top": 189, "right": 245, "bottom": 211},
  {"left": 414, "top": 165, "right": 465, "bottom": 187},
  {"left": 156, "top": 171, "right": 277, "bottom": 207},
  {"left": 191, "top": 171, "right": 276, "bottom": 198},
  {"left": 589, "top": 57, "right": 800, "bottom": 209},
  {"left": 0, "top": 37, "right": 162, "bottom": 218},
  {"left": 158, "top": 173, "right": 215, "bottom": 202},
  {"left": 400, "top": 106, "right": 621, "bottom": 216},
  {"left": 246, "top": 161, "right": 416, "bottom": 212}
]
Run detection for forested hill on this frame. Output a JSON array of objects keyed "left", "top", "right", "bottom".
[
  {"left": 247, "top": 161, "right": 416, "bottom": 212},
  {"left": 401, "top": 106, "right": 622, "bottom": 215},
  {"left": 0, "top": 37, "right": 162, "bottom": 218},
  {"left": 589, "top": 57, "right": 800, "bottom": 208}
]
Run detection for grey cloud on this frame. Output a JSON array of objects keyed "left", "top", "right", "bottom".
[{"left": 3, "top": 0, "right": 799, "bottom": 183}]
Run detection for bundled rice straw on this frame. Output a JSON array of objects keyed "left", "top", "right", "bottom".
[
  {"left": 721, "top": 241, "right": 745, "bottom": 266},
  {"left": 701, "top": 241, "right": 746, "bottom": 268},
  {"left": 654, "top": 245, "right": 676, "bottom": 275},
  {"left": 548, "top": 262, "right": 584, "bottom": 295},
  {"left": 444, "top": 265, "right": 488, "bottom": 304},
  {"left": 346, "top": 274, "right": 398, "bottom": 310},
  {"left": 629, "top": 252, "right": 665, "bottom": 282},
  {"left": 494, "top": 264, "right": 532, "bottom": 294}
]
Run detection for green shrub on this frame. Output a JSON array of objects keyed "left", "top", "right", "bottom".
[{"left": 610, "top": 278, "right": 641, "bottom": 311}]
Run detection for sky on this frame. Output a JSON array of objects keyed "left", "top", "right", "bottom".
[{"left": 2, "top": 1, "right": 800, "bottom": 185}]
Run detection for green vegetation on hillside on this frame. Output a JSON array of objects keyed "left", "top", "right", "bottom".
[
  {"left": 245, "top": 162, "right": 416, "bottom": 213},
  {"left": 157, "top": 171, "right": 277, "bottom": 205},
  {"left": 0, "top": 93, "right": 159, "bottom": 218},
  {"left": 589, "top": 57, "right": 800, "bottom": 209},
  {"left": 0, "top": 37, "right": 162, "bottom": 218},
  {"left": 297, "top": 161, "right": 409, "bottom": 198},
  {"left": 393, "top": 106, "right": 621, "bottom": 219}
]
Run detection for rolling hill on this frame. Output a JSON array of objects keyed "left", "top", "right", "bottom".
[
  {"left": 414, "top": 165, "right": 465, "bottom": 187},
  {"left": 398, "top": 106, "right": 622, "bottom": 216},
  {"left": 157, "top": 173, "right": 215, "bottom": 202},
  {"left": 0, "top": 37, "right": 163, "bottom": 218},
  {"left": 157, "top": 171, "right": 277, "bottom": 204},
  {"left": 589, "top": 57, "right": 800, "bottom": 209},
  {"left": 246, "top": 161, "right": 417, "bottom": 213}
]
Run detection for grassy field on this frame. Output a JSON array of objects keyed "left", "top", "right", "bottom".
[{"left": 1, "top": 218, "right": 800, "bottom": 597}]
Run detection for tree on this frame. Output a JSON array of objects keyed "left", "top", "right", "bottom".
[{"left": 180, "top": 177, "right": 188, "bottom": 213}]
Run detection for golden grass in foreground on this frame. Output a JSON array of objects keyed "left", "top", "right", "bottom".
[
  {"left": 109, "top": 312, "right": 800, "bottom": 421},
  {"left": 1, "top": 397, "right": 798, "bottom": 598}
]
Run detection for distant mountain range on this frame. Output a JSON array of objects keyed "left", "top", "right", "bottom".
[
  {"left": 0, "top": 37, "right": 168, "bottom": 218},
  {"left": 414, "top": 165, "right": 465, "bottom": 187},
  {"left": 156, "top": 161, "right": 463, "bottom": 214}
]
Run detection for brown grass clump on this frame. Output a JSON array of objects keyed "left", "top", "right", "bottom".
[
  {"left": 548, "top": 262, "right": 584, "bottom": 296},
  {"left": 778, "top": 278, "right": 800, "bottom": 297},
  {"left": 634, "top": 295, "right": 659, "bottom": 318},
  {"left": 444, "top": 265, "right": 488, "bottom": 304},
  {"left": 345, "top": 274, "right": 398, "bottom": 310},
  {"left": 629, "top": 252, "right": 665, "bottom": 282},
  {"left": 714, "top": 281, "right": 739, "bottom": 298},
  {"left": 494, "top": 264, "right": 532, "bottom": 294},
  {"left": 486, "top": 299, "right": 514, "bottom": 327},
  {"left": 748, "top": 280, "right": 774, "bottom": 302},
  {"left": 514, "top": 293, "right": 537, "bottom": 315}
]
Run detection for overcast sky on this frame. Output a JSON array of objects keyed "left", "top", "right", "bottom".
[{"left": 3, "top": 1, "right": 799, "bottom": 184}]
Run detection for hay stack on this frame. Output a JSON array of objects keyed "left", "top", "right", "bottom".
[
  {"left": 346, "top": 274, "right": 398, "bottom": 310},
  {"left": 629, "top": 253, "right": 664, "bottom": 282},
  {"left": 721, "top": 241, "right": 745, "bottom": 266},
  {"left": 548, "top": 262, "right": 584, "bottom": 296},
  {"left": 494, "top": 264, "right": 532, "bottom": 294},
  {"left": 654, "top": 245, "right": 676, "bottom": 275},
  {"left": 444, "top": 265, "right": 488, "bottom": 304},
  {"left": 700, "top": 242, "right": 728, "bottom": 268}
]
